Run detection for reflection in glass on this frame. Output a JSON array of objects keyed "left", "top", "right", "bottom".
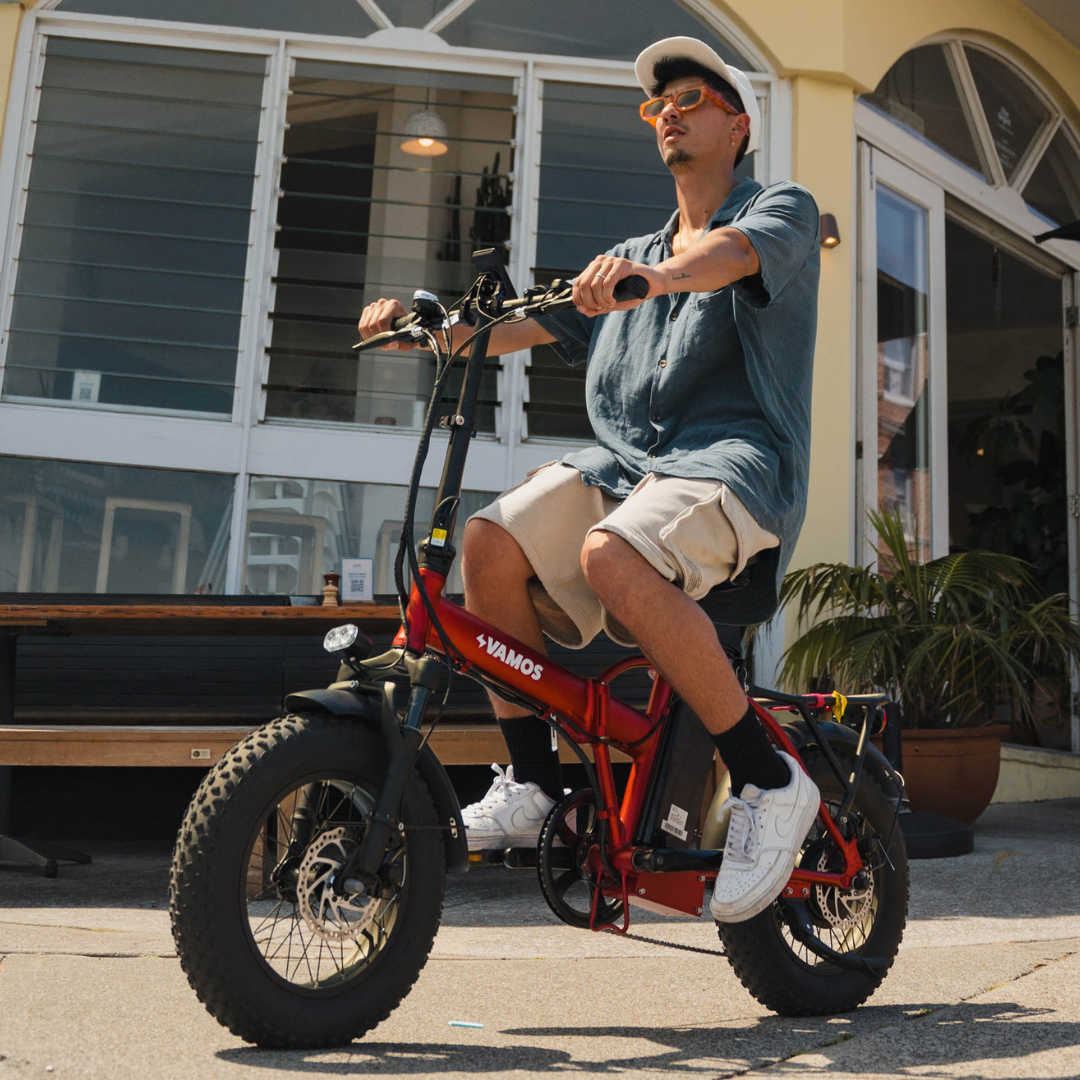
[
  {"left": 861, "top": 46, "right": 985, "bottom": 179},
  {"left": 57, "top": 0, "right": 379, "bottom": 36},
  {"left": 244, "top": 477, "right": 496, "bottom": 597},
  {"left": 0, "top": 458, "right": 234, "bottom": 594},
  {"left": 944, "top": 219, "right": 1065, "bottom": 593},
  {"left": 441, "top": 0, "right": 750, "bottom": 65},
  {"left": 264, "top": 62, "right": 514, "bottom": 431},
  {"left": 2, "top": 39, "right": 264, "bottom": 415},
  {"left": 876, "top": 187, "right": 931, "bottom": 560},
  {"left": 965, "top": 46, "right": 1049, "bottom": 180},
  {"left": 528, "top": 82, "right": 754, "bottom": 442},
  {"left": 1023, "top": 129, "right": 1080, "bottom": 227}
]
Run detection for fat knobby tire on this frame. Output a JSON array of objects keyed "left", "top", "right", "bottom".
[
  {"left": 717, "top": 749, "right": 909, "bottom": 1016},
  {"left": 169, "top": 712, "right": 445, "bottom": 1048}
]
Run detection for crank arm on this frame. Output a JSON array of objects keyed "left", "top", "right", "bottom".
[{"left": 781, "top": 900, "right": 888, "bottom": 977}]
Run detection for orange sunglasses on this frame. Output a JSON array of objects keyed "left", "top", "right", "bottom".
[{"left": 639, "top": 85, "right": 742, "bottom": 126}]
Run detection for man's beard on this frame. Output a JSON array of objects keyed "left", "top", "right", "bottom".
[{"left": 664, "top": 146, "right": 693, "bottom": 168}]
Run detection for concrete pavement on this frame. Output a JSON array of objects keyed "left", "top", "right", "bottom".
[{"left": 1, "top": 799, "right": 1079, "bottom": 1079}]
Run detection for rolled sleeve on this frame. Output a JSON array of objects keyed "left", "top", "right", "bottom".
[
  {"left": 533, "top": 306, "right": 594, "bottom": 367},
  {"left": 728, "top": 183, "right": 819, "bottom": 308}
]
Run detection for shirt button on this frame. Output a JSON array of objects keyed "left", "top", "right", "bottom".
[
  {"left": 669, "top": 309, "right": 678, "bottom": 321},
  {"left": 648, "top": 452, "right": 656, "bottom": 458},
  {"left": 658, "top": 358, "right": 667, "bottom": 368},
  {"left": 652, "top": 413, "right": 660, "bottom": 422}
]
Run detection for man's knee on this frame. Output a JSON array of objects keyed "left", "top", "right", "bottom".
[
  {"left": 580, "top": 529, "right": 639, "bottom": 594},
  {"left": 462, "top": 518, "right": 532, "bottom": 592}
]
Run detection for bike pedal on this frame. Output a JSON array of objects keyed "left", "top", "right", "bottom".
[{"left": 466, "top": 846, "right": 537, "bottom": 869}]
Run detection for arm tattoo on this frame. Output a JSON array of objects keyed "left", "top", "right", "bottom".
[{"left": 671, "top": 272, "right": 691, "bottom": 281}]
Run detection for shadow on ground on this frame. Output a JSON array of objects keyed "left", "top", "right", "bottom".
[{"left": 214, "top": 1002, "right": 1078, "bottom": 1076}]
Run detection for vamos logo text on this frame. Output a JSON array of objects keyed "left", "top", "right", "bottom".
[{"left": 476, "top": 633, "right": 543, "bottom": 681}]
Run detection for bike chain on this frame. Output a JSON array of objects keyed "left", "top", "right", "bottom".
[{"left": 602, "top": 927, "right": 726, "bottom": 956}]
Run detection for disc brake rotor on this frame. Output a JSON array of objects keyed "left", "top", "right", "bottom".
[
  {"left": 813, "top": 847, "right": 875, "bottom": 934},
  {"left": 296, "top": 826, "right": 377, "bottom": 943}
]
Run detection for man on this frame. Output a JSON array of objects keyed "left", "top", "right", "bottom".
[{"left": 358, "top": 36, "right": 821, "bottom": 922}]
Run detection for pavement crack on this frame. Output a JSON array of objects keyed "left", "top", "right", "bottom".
[
  {"left": 0, "top": 919, "right": 124, "bottom": 934},
  {"left": 3, "top": 949, "right": 176, "bottom": 959}
]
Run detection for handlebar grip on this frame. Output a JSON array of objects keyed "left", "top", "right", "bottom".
[
  {"left": 390, "top": 313, "right": 416, "bottom": 332},
  {"left": 613, "top": 274, "right": 648, "bottom": 302}
]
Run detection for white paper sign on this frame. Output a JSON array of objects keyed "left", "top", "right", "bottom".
[{"left": 341, "top": 558, "right": 374, "bottom": 603}]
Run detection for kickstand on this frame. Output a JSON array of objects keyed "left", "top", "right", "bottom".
[
  {"left": 594, "top": 873, "right": 633, "bottom": 935},
  {"left": 0, "top": 835, "right": 92, "bottom": 878}
]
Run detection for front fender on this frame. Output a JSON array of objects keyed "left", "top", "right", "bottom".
[{"left": 285, "top": 685, "right": 469, "bottom": 875}]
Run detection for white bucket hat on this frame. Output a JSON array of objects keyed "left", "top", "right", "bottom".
[{"left": 634, "top": 36, "right": 760, "bottom": 156}]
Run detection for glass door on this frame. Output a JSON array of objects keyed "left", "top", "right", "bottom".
[{"left": 857, "top": 145, "right": 948, "bottom": 562}]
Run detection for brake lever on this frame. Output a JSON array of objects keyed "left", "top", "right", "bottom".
[{"left": 353, "top": 311, "right": 461, "bottom": 352}]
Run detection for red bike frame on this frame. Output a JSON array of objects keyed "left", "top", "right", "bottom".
[{"left": 394, "top": 567, "right": 864, "bottom": 929}]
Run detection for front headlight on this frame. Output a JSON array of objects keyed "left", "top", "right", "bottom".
[{"left": 323, "top": 624, "right": 360, "bottom": 654}]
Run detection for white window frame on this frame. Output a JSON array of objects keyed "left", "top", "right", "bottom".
[
  {"left": 0, "top": 2, "right": 781, "bottom": 594},
  {"left": 856, "top": 144, "right": 949, "bottom": 564}
]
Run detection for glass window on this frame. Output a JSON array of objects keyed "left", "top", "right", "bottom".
[
  {"left": 0, "top": 457, "right": 234, "bottom": 594},
  {"left": 1023, "top": 129, "right": 1080, "bottom": 227},
  {"left": 861, "top": 45, "right": 986, "bottom": 179},
  {"left": 264, "top": 62, "right": 514, "bottom": 431},
  {"left": 2, "top": 38, "right": 264, "bottom": 415},
  {"left": 965, "top": 46, "right": 1050, "bottom": 180},
  {"left": 875, "top": 186, "right": 931, "bottom": 560},
  {"left": 441, "top": 0, "right": 749, "bottom": 66},
  {"left": 56, "top": 0, "right": 379, "bottom": 36},
  {"left": 243, "top": 476, "right": 496, "bottom": 597},
  {"left": 526, "top": 81, "right": 755, "bottom": 442}
]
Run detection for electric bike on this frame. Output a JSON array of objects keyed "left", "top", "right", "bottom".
[{"left": 169, "top": 250, "right": 909, "bottom": 1048}]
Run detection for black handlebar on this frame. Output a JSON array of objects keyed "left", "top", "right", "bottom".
[
  {"left": 613, "top": 274, "right": 649, "bottom": 301},
  {"left": 362, "top": 272, "right": 651, "bottom": 350}
]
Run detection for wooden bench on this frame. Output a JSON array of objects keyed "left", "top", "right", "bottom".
[{"left": 0, "top": 722, "right": 628, "bottom": 768}]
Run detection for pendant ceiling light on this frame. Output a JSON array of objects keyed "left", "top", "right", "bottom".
[{"left": 400, "top": 87, "right": 449, "bottom": 157}]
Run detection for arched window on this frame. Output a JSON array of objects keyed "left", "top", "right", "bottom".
[{"left": 862, "top": 41, "right": 1080, "bottom": 228}]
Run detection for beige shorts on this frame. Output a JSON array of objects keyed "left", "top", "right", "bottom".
[{"left": 468, "top": 462, "right": 779, "bottom": 648}]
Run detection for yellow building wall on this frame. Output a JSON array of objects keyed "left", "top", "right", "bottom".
[{"left": 0, "top": 4, "right": 25, "bottom": 150}]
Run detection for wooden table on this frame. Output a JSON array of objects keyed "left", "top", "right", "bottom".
[{"left": 0, "top": 602, "right": 400, "bottom": 873}]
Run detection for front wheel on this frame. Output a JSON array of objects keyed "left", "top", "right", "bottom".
[
  {"left": 169, "top": 713, "right": 445, "bottom": 1048},
  {"left": 718, "top": 748, "right": 908, "bottom": 1015}
]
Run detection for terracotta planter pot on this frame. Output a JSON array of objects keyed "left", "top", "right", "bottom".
[{"left": 893, "top": 726, "right": 1010, "bottom": 825}]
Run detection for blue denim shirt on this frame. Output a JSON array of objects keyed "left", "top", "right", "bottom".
[{"left": 535, "top": 176, "right": 820, "bottom": 594}]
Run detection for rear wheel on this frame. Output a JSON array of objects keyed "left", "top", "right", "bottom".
[
  {"left": 718, "top": 749, "right": 908, "bottom": 1015},
  {"left": 169, "top": 713, "right": 445, "bottom": 1048}
]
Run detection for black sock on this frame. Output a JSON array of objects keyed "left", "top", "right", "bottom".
[
  {"left": 498, "top": 715, "right": 563, "bottom": 803},
  {"left": 711, "top": 706, "right": 791, "bottom": 796}
]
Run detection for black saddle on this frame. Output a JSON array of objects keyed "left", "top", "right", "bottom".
[{"left": 696, "top": 546, "right": 781, "bottom": 656}]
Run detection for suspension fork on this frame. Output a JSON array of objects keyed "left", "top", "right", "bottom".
[{"left": 332, "top": 655, "right": 443, "bottom": 896}]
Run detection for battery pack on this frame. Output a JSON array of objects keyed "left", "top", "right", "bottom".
[{"left": 636, "top": 698, "right": 718, "bottom": 849}]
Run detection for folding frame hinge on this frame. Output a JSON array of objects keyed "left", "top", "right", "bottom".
[{"left": 1066, "top": 305, "right": 1079, "bottom": 330}]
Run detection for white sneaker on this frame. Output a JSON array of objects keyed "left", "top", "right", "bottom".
[
  {"left": 710, "top": 752, "right": 820, "bottom": 924},
  {"left": 462, "top": 764, "right": 556, "bottom": 851}
]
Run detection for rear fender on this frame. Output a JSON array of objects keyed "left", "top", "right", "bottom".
[
  {"left": 701, "top": 718, "right": 905, "bottom": 850},
  {"left": 285, "top": 686, "right": 469, "bottom": 875}
]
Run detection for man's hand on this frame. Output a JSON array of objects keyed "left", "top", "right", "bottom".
[
  {"left": 357, "top": 297, "right": 413, "bottom": 350},
  {"left": 572, "top": 256, "right": 663, "bottom": 317}
]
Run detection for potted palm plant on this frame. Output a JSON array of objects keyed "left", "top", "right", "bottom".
[{"left": 778, "top": 510, "right": 1080, "bottom": 823}]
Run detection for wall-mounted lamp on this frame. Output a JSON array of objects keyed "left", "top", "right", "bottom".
[
  {"left": 400, "top": 108, "right": 448, "bottom": 157},
  {"left": 819, "top": 213, "right": 841, "bottom": 248}
]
